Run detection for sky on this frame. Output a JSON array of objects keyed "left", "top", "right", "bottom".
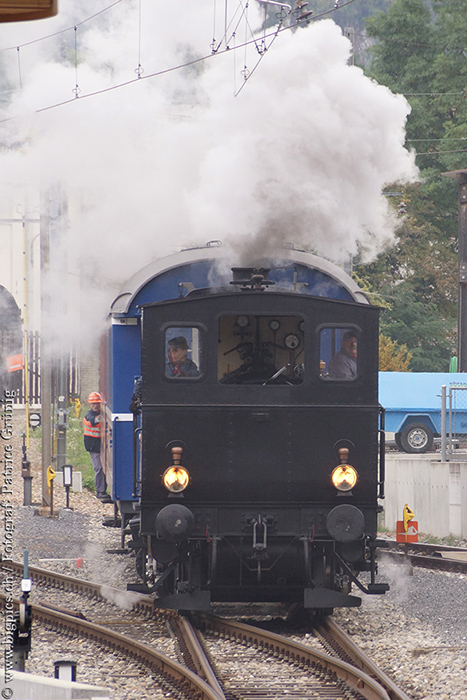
[{"left": 0, "top": 0, "right": 418, "bottom": 339}]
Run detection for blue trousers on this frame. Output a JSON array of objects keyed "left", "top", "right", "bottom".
[{"left": 89, "top": 451, "right": 107, "bottom": 495}]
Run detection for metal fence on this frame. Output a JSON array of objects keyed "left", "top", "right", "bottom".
[
  {"left": 441, "top": 383, "right": 467, "bottom": 459},
  {"left": 0, "top": 331, "right": 80, "bottom": 405}
]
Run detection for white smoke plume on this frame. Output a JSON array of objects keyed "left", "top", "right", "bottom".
[{"left": 0, "top": 1, "right": 418, "bottom": 342}]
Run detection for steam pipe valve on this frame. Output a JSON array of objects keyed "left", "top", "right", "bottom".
[{"left": 172, "top": 446, "right": 183, "bottom": 465}]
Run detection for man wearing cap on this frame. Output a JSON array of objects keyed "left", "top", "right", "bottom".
[
  {"left": 328, "top": 331, "right": 358, "bottom": 380},
  {"left": 83, "top": 392, "right": 112, "bottom": 502},
  {"left": 165, "top": 337, "right": 199, "bottom": 377}
]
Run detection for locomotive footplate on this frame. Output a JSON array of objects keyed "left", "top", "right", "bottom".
[
  {"left": 133, "top": 504, "right": 387, "bottom": 609},
  {"left": 153, "top": 590, "right": 211, "bottom": 611},
  {"left": 304, "top": 587, "right": 361, "bottom": 608}
]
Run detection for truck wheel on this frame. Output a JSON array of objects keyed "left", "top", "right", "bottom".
[
  {"left": 394, "top": 433, "right": 403, "bottom": 451},
  {"left": 400, "top": 423, "right": 434, "bottom": 453}
]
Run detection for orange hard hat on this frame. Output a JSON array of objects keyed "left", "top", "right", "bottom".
[{"left": 88, "top": 391, "right": 102, "bottom": 403}]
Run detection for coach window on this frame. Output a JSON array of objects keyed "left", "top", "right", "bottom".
[
  {"left": 164, "top": 328, "right": 201, "bottom": 379},
  {"left": 218, "top": 314, "right": 304, "bottom": 384},
  {"left": 320, "top": 327, "right": 359, "bottom": 381}
]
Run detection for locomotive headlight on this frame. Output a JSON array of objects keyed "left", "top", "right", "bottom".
[
  {"left": 163, "top": 466, "right": 190, "bottom": 493},
  {"left": 331, "top": 464, "right": 358, "bottom": 492}
]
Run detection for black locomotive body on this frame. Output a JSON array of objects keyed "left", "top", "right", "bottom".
[{"left": 129, "top": 265, "right": 388, "bottom": 610}]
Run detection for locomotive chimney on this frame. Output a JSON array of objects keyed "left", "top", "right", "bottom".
[{"left": 230, "top": 267, "right": 274, "bottom": 291}]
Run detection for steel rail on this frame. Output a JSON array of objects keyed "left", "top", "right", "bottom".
[
  {"left": 173, "top": 615, "right": 227, "bottom": 700},
  {"left": 382, "top": 549, "right": 467, "bottom": 574},
  {"left": 0, "top": 593, "right": 223, "bottom": 700},
  {"left": 1, "top": 560, "right": 158, "bottom": 616},
  {"left": 1, "top": 561, "right": 420, "bottom": 699},
  {"left": 193, "top": 613, "right": 391, "bottom": 700},
  {"left": 319, "top": 617, "right": 413, "bottom": 700},
  {"left": 383, "top": 540, "right": 467, "bottom": 555}
]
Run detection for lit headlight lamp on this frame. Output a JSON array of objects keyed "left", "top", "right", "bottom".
[
  {"left": 331, "top": 447, "right": 358, "bottom": 492},
  {"left": 331, "top": 464, "right": 358, "bottom": 492},
  {"left": 162, "top": 446, "right": 190, "bottom": 493},
  {"left": 163, "top": 466, "right": 190, "bottom": 493}
]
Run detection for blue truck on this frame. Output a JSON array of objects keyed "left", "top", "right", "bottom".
[{"left": 379, "top": 372, "right": 467, "bottom": 453}]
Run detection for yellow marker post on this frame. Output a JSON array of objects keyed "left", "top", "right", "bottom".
[
  {"left": 397, "top": 504, "right": 418, "bottom": 543},
  {"left": 47, "top": 466, "right": 56, "bottom": 516},
  {"left": 403, "top": 504, "right": 415, "bottom": 533},
  {"left": 72, "top": 398, "right": 81, "bottom": 419}
]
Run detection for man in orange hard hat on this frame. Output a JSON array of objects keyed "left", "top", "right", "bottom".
[{"left": 83, "top": 392, "right": 112, "bottom": 503}]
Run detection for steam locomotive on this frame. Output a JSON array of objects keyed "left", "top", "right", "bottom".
[{"left": 102, "top": 242, "right": 389, "bottom": 610}]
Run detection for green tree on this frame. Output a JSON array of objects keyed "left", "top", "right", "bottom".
[
  {"left": 379, "top": 285, "right": 456, "bottom": 371},
  {"left": 379, "top": 334, "right": 412, "bottom": 371},
  {"left": 308, "top": 0, "right": 391, "bottom": 31},
  {"left": 362, "top": 0, "right": 461, "bottom": 370},
  {"left": 431, "top": 0, "right": 467, "bottom": 171},
  {"left": 366, "top": 0, "right": 448, "bottom": 172}
]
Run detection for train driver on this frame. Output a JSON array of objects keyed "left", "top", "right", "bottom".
[
  {"left": 165, "top": 336, "right": 199, "bottom": 378},
  {"left": 328, "top": 330, "right": 357, "bottom": 380}
]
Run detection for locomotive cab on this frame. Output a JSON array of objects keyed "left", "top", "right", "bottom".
[{"left": 128, "top": 265, "right": 388, "bottom": 610}]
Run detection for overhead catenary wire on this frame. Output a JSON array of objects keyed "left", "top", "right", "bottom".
[
  {"left": 0, "top": 25, "right": 270, "bottom": 122},
  {"left": 414, "top": 148, "right": 467, "bottom": 157},
  {"left": 0, "top": 0, "right": 127, "bottom": 52},
  {"left": 0, "top": 0, "right": 357, "bottom": 122},
  {"left": 347, "top": 28, "right": 467, "bottom": 56},
  {"left": 7, "top": 0, "right": 127, "bottom": 94},
  {"left": 404, "top": 91, "right": 467, "bottom": 97},
  {"left": 407, "top": 137, "right": 467, "bottom": 141}
]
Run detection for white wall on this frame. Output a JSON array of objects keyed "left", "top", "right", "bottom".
[
  {"left": 8, "top": 670, "right": 111, "bottom": 699},
  {"left": 381, "top": 454, "right": 467, "bottom": 538}
]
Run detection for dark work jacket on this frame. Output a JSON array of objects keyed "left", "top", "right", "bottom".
[{"left": 83, "top": 408, "right": 101, "bottom": 453}]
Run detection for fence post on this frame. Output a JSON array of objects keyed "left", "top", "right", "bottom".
[
  {"left": 441, "top": 385, "right": 447, "bottom": 461},
  {"left": 449, "top": 386, "right": 453, "bottom": 459}
]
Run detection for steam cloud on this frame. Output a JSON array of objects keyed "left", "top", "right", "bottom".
[{"left": 0, "top": 1, "right": 418, "bottom": 340}]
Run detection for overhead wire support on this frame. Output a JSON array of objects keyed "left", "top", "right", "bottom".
[
  {"left": 211, "top": 0, "right": 217, "bottom": 53},
  {"left": 234, "top": 0, "right": 291, "bottom": 97},
  {"left": 225, "top": 0, "right": 229, "bottom": 50},
  {"left": 72, "top": 26, "right": 80, "bottom": 98},
  {"left": 240, "top": 1, "right": 250, "bottom": 90},
  {"left": 135, "top": 0, "right": 144, "bottom": 78},
  {"left": 16, "top": 47, "right": 22, "bottom": 91},
  {"left": 214, "top": 0, "right": 247, "bottom": 53}
]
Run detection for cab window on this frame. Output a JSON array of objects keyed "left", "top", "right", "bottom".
[
  {"left": 320, "top": 327, "right": 358, "bottom": 381},
  {"left": 218, "top": 315, "right": 304, "bottom": 384},
  {"left": 164, "top": 327, "right": 201, "bottom": 379}
]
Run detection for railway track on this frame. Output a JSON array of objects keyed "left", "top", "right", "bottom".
[
  {"left": 1, "top": 562, "right": 413, "bottom": 700},
  {"left": 1, "top": 593, "right": 222, "bottom": 700},
  {"left": 2, "top": 559, "right": 159, "bottom": 617},
  {"left": 381, "top": 540, "right": 467, "bottom": 574},
  {"left": 189, "top": 612, "right": 412, "bottom": 700}
]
